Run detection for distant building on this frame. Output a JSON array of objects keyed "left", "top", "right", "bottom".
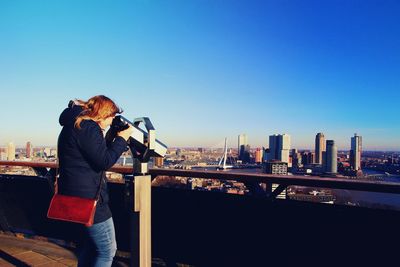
[
  {"left": 37, "top": 148, "right": 44, "bottom": 158},
  {"left": 315, "top": 133, "right": 326, "bottom": 165},
  {"left": 267, "top": 134, "right": 291, "bottom": 167},
  {"left": 301, "top": 151, "right": 315, "bottom": 165},
  {"left": 50, "top": 149, "right": 57, "bottom": 157},
  {"left": 325, "top": 140, "right": 337, "bottom": 174},
  {"left": 0, "top": 152, "right": 7, "bottom": 161},
  {"left": 263, "top": 161, "right": 288, "bottom": 175},
  {"left": 238, "top": 134, "right": 250, "bottom": 163},
  {"left": 291, "top": 149, "right": 302, "bottom": 167},
  {"left": 7, "top": 142, "right": 15, "bottom": 161},
  {"left": 238, "top": 134, "right": 248, "bottom": 154},
  {"left": 44, "top": 148, "right": 51, "bottom": 158},
  {"left": 26, "top": 141, "right": 33, "bottom": 158},
  {"left": 255, "top": 148, "right": 263, "bottom": 164},
  {"left": 154, "top": 157, "right": 164, "bottom": 167},
  {"left": 350, "top": 133, "right": 362, "bottom": 170},
  {"left": 263, "top": 148, "right": 269, "bottom": 162}
]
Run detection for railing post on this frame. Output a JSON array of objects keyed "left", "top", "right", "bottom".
[
  {"left": 130, "top": 180, "right": 139, "bottom": 267},
  {"left": 134, "top": 174, "right": 152, "bottom": 267}
]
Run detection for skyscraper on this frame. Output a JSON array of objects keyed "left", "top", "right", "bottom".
[
  {"left": 301, "top": 152, "right": 309, "bottom": 165},
  {"left": 291, "top": 149, "right": 302, "bottom": 167},
  {"left": 325, "top": 140, "right": 337, "bottom": 174},
  {"left": 268, "top": 135, "right": 277, "bottom": 160},
  {"left": 238, "top": 134, "right": 250, "bottom": 163},
  {"left": 350, "top": 133, "right": 362, "bottom": 170},
  {"left": 301, "top": 152, "right": 315, "bottom": 166},
  {"left": 315, "top": 133, "right": 326, "bottom": 165},
  {"left": 26, "top": 141, "right": 33, "bottom": 158},
  {"left": 255, "top": 148, "right": 263, "bottom": 164},
  {"left": 267, "top": 134, "right": 291, "bottom": 166},
  {"left": 7, "top": 142, "right": 15, "bottom": 161}
]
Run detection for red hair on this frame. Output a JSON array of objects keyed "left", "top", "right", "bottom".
[{"left": 74, "top": 95, "right": 122, "bottom": 129}]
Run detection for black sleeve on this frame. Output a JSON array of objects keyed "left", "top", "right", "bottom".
[{"left": 76, "top": 121, "right": 128, "bottom": 171}]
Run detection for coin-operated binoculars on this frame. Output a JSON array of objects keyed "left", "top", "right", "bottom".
[
  {"left": 107, "top": 115, "right": 168, "bottom": 173},
  {"left": 106, "top": 116, "right": 167, "bottom": 267}
]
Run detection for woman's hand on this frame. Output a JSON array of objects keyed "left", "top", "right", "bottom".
[{"left": 117, "top": 125, "right": 134, "bottom": 141}]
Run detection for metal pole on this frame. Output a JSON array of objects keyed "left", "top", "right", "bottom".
[
  {"left": 134, "top": 174, "right": 152, "bottom": 267},
  {"left": 130, "top": 180, "right": 140, "bottom": 267},
  {"left": 131, "top": 160, "right": 152, "bottom": 267}
]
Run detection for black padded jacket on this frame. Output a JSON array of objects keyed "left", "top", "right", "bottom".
[{"left": 57, "top": 102, "right": 127, "bottom": 224}]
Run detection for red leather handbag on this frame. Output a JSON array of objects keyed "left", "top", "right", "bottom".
[{"left": 47, "top": 171, "right": 103, "bottom": 227}]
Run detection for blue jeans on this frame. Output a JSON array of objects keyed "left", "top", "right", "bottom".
[{"left": 78, "top": 217, "right": 117, "bottom": 267}]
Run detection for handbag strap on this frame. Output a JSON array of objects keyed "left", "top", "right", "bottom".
[
  {"left": 54, "top": 154, "right": 104, "bottom": 200},
  {"left": 54, "top": 162, "right": 59, "bottom": 194},
  {"left": 54, "top": 169, "right": 105, "bottom": 201},
  {"left": 54, "top": 166, "right": 106, "bottom": 201},
  {"left": 95, "top": 172, "right": 106, "bottom": 201}
]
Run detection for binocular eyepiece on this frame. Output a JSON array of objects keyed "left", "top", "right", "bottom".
[{"left": 110, "top": 115, "right": 131, "bottom": 133}]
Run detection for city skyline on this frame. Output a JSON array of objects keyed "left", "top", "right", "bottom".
[
  {"left": 1, "top": 1, "right": 399, "bottom": 150},
  {"left": 0, "top": 132, "right": 399, "bottom": 152}
]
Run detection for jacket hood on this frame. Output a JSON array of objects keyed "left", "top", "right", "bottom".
[{"left": 59, "top": 101, "right": 83, "bottom": 126}]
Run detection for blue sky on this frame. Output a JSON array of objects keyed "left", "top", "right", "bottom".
[{"left": 0, "top": 0, "right": 399, "bottom": 150}]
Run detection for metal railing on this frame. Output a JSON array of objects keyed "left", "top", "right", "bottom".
[{"left": 1, "top": 160, "right": 400, "bottom": 195}]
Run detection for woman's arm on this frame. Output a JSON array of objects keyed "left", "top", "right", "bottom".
[{"left": 76, "top": 120, "right": 128, "bottom": 171}]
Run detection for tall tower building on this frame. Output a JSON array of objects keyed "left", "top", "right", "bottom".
[
  {"left": 7, "top": 142, "right": 16, "bottom": 161},
  {"left": 268, "top": 135, "right": 277, "bottom": 160},
  {"left": 291, "top": 149, "right": 302, "bottom": 167},
  {"left": 350, "top": 133, "right": 362, "bottom": 170},
  {"left": 255, "top": 148, "right": 263, "bottom": 164},
  {"left": 26, "top": 141, "right": 33, "bottom": 158},
  {"left": 315, "top": 133, "right": 326, "bottom": 165},
  {"left": 280, "top": 134, "right": 291, "bottom": 165},
  {"left": 267, "top": 134, "right": 291, "bottom": 166},
  {"left": 301, "top": 152, "right": 315, "bottom": 165},
  {"left": 301, "top": 152, "right": 309, "bottom": 165},
  {"left": 325, "top": 140, "right": 337, "bottom": 174},
  {"left": 238, "top": 134, "right": 250, "bottom": 163}
]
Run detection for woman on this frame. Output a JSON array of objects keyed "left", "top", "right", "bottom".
[{"left": 57, "top": 95, "right": 133, "bottom": 267}]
